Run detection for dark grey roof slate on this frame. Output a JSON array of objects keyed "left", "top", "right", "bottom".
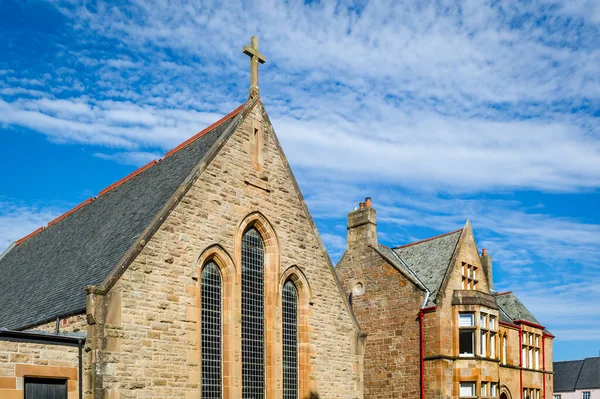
[
  {"left": 494, "top": 292, "right": 540, "bottom": 325},
  {"left": 0, "top": 116, "right": 235, "bottom": 330},
  {"left": 376, "top": 244, "right": 427, "bottom": 291},
  {"left": 392, "top": 230, "right": 462, "bottom": 306},
  {"left": 554, "top": 360, "right": 585, "bottom": 392},
  {"left": 576, "top": 357, "right": 600, "bottom": 390}
]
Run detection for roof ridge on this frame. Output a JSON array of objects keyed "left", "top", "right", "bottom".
[
  {"left": 12, "top": 103, "right": 245, "bottom": 247},
  {"left": 392, "top": 228, "right": 463, "bottom": 250},
  {"left": 495, "top": 291, "right": 513, "bottom": 296}
]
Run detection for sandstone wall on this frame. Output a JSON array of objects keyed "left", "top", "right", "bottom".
[
  {"left": 0, "top": 339, "right": 81, "bottom": 399},
  {"left": 336, "top": 245, "right": 423, "bottom": 399}
]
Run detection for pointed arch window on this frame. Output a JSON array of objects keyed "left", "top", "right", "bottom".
[
  {"left": 242, "top": 227, "right": 265, "bottom": 397},
  {"left": 283, "top": 280, "right": 299, "bottom": 399},
  {"left": 201, "top": 261, "right": 222, "bottom": 398}
]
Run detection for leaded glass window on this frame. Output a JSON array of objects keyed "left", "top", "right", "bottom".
[
  {"left": 202, "top": 261, "right": 222, "bottom": 398},
  {"left": 283, "top": 281, "right": 299, "bottom": 399},
  {"left": 242, "top": 228, "right": 265, "bottom": 398}
]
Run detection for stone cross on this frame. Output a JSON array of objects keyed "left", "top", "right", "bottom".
[{"left": 243, "top": 36, "right": 266, "bottom": 98}]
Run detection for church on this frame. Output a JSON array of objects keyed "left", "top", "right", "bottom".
[{"left": 0, "top": 37, "right": 552, "bottom": 399}]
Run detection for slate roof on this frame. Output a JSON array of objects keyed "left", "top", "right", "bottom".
[
  {"left": 0, "top": 109, "right": 240, "bottom": 330},
  {"left": 391, "top": 229, "right": 462, "bottom": 306},
  {"left": 576, "top": 357, "right": 600, "bottom": 390},
  {"left": 554, "top": 360, "right": 585, "bottom": 392},
  {"left": 494, "top": 292, "right": 540, "bottom": 325},
  {"left": 554, "top": 357, "right": 600, "bottom": 392}
]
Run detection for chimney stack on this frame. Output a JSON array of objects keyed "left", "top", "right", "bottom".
[
  {"left": 347, "top": 197, "right": 377, "bottom": 250},
  {"left": 480, "top": 248, "right": 493, "bottom": 290}
]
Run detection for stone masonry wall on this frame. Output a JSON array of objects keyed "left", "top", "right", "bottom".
[
  {"left": 0, "top": 340, "right": 81, "bottom": 399},
  {"left": 336, "top": 244, "right": 423, "bottom": 399},
  {"left": 93, "top": 101, "right": 362, "bottom": 399}
]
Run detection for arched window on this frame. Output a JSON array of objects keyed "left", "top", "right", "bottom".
[
  {"left": 502, "top": 334, "right": 507, "bottom": 365},
  {"left": 201, "top": 261, "right": 222, "bottom": 398},
  {"left": 242, "top": 227, "right": 265, "bottom": 397},
  {"left": 283, "top": 280, "right": 299, "bottom": 399}
]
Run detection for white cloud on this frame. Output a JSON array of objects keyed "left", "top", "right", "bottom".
[
  {"left": 0, "top": 201, "right": 62, "bottom": 252},
  {"left": 1, "top": 0, "right": 597, "bottom": 193},
  {"left": 94, "top": 151, "right": 161, "bottom": 167}
]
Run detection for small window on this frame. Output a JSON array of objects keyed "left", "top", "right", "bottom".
[
  {"left": 501, "top": 334, "right": 507, "bottom": 365},
  {"left": 582, "top": 392, "right": 590, "bottom": 399},
  {"left": 480, "top": 330, "right": 487, "bottom": 356},
  {"left": 491, "top": 383, "right": 498, "bottom": 397},
  {"left": 460, "top": 382, "right": 476, "bottom": 397},
  {"left": 459, "top": 313, "right": 474, "bottom": 327},
  {"left": 461, "top": 262, "right": 478, "bottom": 290},
  {"left": 481, "top": 382, "right": 488, "bottom": 396},
  {"left": 459, "top": 313, "right": 475, "bottom": 357},
  {"left": 490, "top": 333, "right": 496, "bottom": 358},
  {"left": 554, "top": 395, "right": 561, "bottom": 399},
  {"left": 459, "top": 330, "right": 474, "bottom": 356},
  {"left": 490, "top": 316, "right": 496, "bottom": 330}
]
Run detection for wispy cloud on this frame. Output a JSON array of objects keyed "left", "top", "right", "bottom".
[
  {"left": 2, "top": 0, "right": 598, "bottom": 192},
  {"left": 1, "top": 0, "right": 598, "bottom": 357}
]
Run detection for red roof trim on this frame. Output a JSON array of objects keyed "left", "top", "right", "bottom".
[
  {"left": 164, "top": 103, "right": 244, "bottom": 158},
  {"left": 15, "top": 227, "right": 45, "bottom": 246},
  {"left": 514, "top": 319, "right": 546, "bottom": 330},
  {"left": 98, "top": 160, "right": 158, "bottom": 197},
  {"left": 12, "top": 103, "right": 245, "bottom": 247},
  {"left": 499, "top": 320, "right": 520, "bottom": 330},
  {"left": 496, "top": 291, "right": 513, "bottom": 296},
  {"left": 542, "top": 332, "right": 555, "bottom": 338},
  {"left": 47, "top": 198, "right": 95, "bottom": 227},
  {"left": 393, "top": 228, "right": 463, "bottom": 249}
]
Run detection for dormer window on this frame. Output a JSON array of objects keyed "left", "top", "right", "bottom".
[{"left": 461, "top": 262, "right": 478, "bottom": 290}]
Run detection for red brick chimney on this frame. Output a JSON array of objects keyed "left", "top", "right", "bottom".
[{"left": 347, "top": 197, "right": 377, "bottom": 250}]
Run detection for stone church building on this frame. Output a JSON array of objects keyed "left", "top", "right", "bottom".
[{"left": 0, "top": 37, "right": 552, "bottom": 399}]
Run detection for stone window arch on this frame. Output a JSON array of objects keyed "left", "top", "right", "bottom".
[
  {"left": 235, "top": 212, "right": 280, "bottom": 398},
  {"left": 280, "top": 266, "right": 313, "bottom": 398},
  {"left": 197, "top": 245, "right": 236, "bottom": 398}
]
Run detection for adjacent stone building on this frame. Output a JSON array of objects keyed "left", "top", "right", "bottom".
[{"left": 336, "top": 199, "right": 554, "bottom": 399}]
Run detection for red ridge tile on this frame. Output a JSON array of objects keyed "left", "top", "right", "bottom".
[
  {"left": 15, "top": 227, "right": 45, "bottom": 246},
  {"left": 393, "top": 228, "right": 463, "bottom": 249},
  {"left": 164, "top": 103, "right": 244, "bottom": 158}
]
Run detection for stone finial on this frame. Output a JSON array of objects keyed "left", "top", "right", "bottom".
[{"left": 243, "top": 35, "right": 266, "bottom": 98}]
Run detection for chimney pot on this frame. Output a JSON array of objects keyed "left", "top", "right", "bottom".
[
  {"left": 359, "top": 202, "right": 365, "bottom": 210},
  {"left": 482, "top": 248, "right": 488, "bottom": 256},
  {"left": 365, "top": 197, "right": 372, "bottom": 208}
]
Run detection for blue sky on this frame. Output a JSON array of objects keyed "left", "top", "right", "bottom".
[{"left": 1, "top": 0, "right": 599, "bottom": 361}]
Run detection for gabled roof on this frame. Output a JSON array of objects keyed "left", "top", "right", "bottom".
[
  {"left": 0, "top": 104, "right": 243, "bottom": 330},
  {"left": 494, "top": 292, "right": 540, "bottom": 325},
  {"left": 391, "top": 229, "right": 462, "bottom": 306},
  {"left": 554, "top": 357, "right": 600, "bottom": 392}
]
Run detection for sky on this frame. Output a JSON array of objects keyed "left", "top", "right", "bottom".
[{"left": 1, "top": 0, "right": 599, "bottom": 362}]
